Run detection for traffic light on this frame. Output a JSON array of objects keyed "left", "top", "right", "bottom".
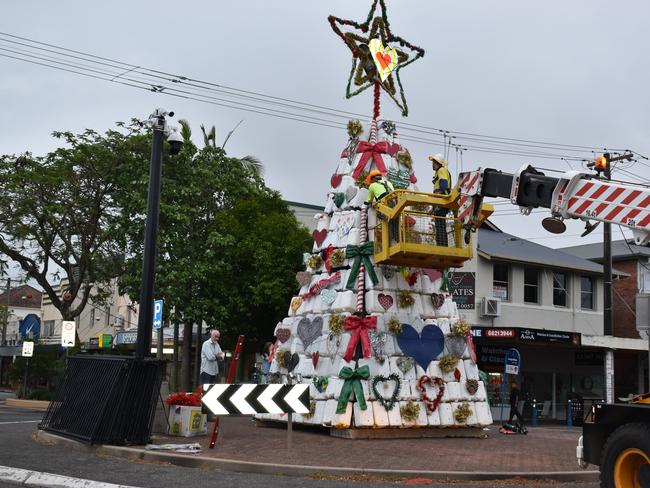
[{"left": 594, "top": 155, "right": 608, "bottom": 172}]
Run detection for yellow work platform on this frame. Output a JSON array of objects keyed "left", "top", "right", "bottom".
[{"left": 371, "top": 190, "right": 492, "bottom": 269}]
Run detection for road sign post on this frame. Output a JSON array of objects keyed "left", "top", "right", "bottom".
[
  {"left": 61, "top": 321, "right": 76, "bottom": 348},
  {"left": 499, "top": 348, "right": 521, "bottom": 425},
  {"left": 152, "top": 299, "right": 163, "bottom": 358},
  {"left": 22, "top": 341, "right": 33, "bottom": 398}
]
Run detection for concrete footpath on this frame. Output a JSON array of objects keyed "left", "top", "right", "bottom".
[{"left": 38, "top": 417, "right": 598, "bottom": 483}]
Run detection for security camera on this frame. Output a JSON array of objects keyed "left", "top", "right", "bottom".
[{"left": 167, "top": 128, "right": 183, "bottom": 155}]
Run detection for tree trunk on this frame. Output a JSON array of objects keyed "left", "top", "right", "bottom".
[
  {"left": 172, "top": 320, "right": 179, "bottom": 392},
  {"left": 194, "top": 322, "right": 203, "bottom": 389},
  {"left": 181, "top": 322, "right": 192, "bottom": 392}
]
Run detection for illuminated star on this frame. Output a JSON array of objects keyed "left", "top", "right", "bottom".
[{"left": 328, "top": 0, "right": 425, "bottom": 116}]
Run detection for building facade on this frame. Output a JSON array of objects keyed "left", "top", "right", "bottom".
[
  {"left": 450, "top": 225, "right": 631, "bottom": 420},
  {"left": 561, "top": 239, "right": 650, "bottom": 401}
]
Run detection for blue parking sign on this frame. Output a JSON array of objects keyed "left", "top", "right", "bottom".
[{"left": 152, "top": 299, "right": 163, "bottom": 329}]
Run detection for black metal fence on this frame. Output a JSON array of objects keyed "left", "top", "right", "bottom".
[{"left": 39, "top": 355, "right": 165, "bottom": 445}]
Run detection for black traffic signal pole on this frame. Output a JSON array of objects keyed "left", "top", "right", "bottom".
[{"left": 135, "top": 115, "right": 165, "bottom": 360}]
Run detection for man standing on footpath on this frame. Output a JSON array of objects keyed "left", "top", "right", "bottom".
[{"left": 200, "top": 329, "right": 224, "bottom": 386}]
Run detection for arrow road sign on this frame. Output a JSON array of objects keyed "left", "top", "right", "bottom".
[{"left": 202, "top": 383, "right": 309, "bottom": 415}]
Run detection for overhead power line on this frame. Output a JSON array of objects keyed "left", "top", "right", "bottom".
[{"left": 0, "top": 30, "right": 642, "bottom": 166}]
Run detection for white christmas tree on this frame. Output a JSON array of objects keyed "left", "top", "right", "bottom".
[{"left": 257, "top": 118, "right": 493, "bottom": 430}]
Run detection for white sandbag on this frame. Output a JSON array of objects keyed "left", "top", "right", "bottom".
[
  {"left": 463, "top": 359, "right": 479, "bottom": 380},
  {"left": 442, "top": 381, "right": 461, "bottom": 402},
  {"left": 442, "top": 359, "right": 465, "bottom": 383},
  {"left": 396, "top": 271, "right": 422, "bottom": 293},
  {"left": 365, "top": 290, "right": 397, "bottom": 314},
  {"left": 436, "top": 317, "right": 451, "bottom": 335},
  {"left": 438, "top": 402, "right": 454, "bottom": 426},
  {"left": 426, "top": 406, "right": 442, "bottom": 426},
  {"left": 371, "top": 401, "right": 390, "bottom": 427},
  {"left": 474, "top": 401, "right": 493, "bottom": 426},
  {"left": 469, "top": 381, "right": 487, "bottom": 402},
  {"left": 322, "top": 399, "right": 338, "bottom": 425},
  {"left": 296, "top": 355, "right": 314, "bottom": 377},
  {"left": 353, "top": 402, "right": 374, "bottom": 427},
  {"left": 333, "top": 290, "right": 356, "bottom": 312},
  {"left": 358, "top": 357, "right": 391, "bottom": 378},
  {"left": 421, "top": 294, "right": 436, "bottom": 318},
  {"left": 452, "top": 402, "right": 477, "bottom": 426},
  {"left": 399, "top": 401, "right": 427, "bottom": 427},
  {"left": 325, "top": 377, "right": 344, "bottom": 399},
  {"left": 331, "top": 402, "right": 352, "bottom": 429},
  {"left": 427, "top": 360, "right": 444, "bottom": 379},
  {"left": 389, "top": 355, "right": 417, "bottom": 381},
  {"left": 289, "top": 337, "right": 304, "bottom": 355},
  {"left": 310, "top": 399, "right": 326, "bottom": 425},
  {"left": 348, "top": 187, "right": 369, "bottom": 209}
]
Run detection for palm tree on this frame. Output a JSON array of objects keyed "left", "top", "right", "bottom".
[{"left": 180, "top": 120, "right": 264, "bottom": 177}]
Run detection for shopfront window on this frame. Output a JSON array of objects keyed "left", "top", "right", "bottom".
[
  {"left": 524, "top": 268, "right": 539, "bottom": 304},
  {"left": 580, "top": 276, "right": 594, "bottom": 310},
  {"left": 553, "top": 272, "right": 568, "bottom": 307},
  {"left": 493, "top": 263, "right": 509, "bottom": 301}
]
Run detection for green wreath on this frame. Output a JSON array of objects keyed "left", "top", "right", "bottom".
[{"left": 371, "top": 373, "right": 402, "bottom": 411}]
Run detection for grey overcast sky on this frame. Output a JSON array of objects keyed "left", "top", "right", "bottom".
[{"left": 2, "top": 0, "right": 649, "bottom": 250}]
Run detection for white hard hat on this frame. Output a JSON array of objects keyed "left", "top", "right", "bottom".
[{"left": 429, "top": 153, "right": 446, "bottom": 166}]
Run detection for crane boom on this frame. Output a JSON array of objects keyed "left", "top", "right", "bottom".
[{"left": 457, "top": 165, "right": 650, "bottom": 245}]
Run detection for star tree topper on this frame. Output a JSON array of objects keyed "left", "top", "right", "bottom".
[{"left": 328, "top": 0, "right": 425, "bottom": 117}]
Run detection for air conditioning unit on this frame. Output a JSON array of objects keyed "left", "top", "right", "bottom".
[{"left": 481, "top": 297, "right": 501, "bottom": 317}]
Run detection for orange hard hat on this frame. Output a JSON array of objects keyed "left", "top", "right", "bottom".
[{"left": 365, "top": 169, "right": 384, "bottom": 185}]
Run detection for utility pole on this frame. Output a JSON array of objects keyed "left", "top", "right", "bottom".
[
  {"left": 134, "top": 110, "right": 182, "bottom": 360},
  {"left": 2, "top": 278, "right": 10, "bottom": 346},
  {"left": 597, "top": 152, "right": 633, "bottom": 403}
]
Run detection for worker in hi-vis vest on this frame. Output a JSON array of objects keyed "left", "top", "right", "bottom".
[
  {"left": 429, "top": 154, "right": 452, "bottom": 246},
  {"left": 365, "top": 169, "right": 398, "bottom": 242},
  {"left": 365, "top": 170, "right": 394, "bottom": 204}
]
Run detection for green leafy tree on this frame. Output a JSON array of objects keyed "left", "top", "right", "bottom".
[{"left": 0, "top": 125, "right": 150, "bottom": 320}]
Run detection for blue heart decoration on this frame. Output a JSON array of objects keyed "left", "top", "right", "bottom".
[{"left": 396, "top": 324, "right": 445, "bottom": 370}]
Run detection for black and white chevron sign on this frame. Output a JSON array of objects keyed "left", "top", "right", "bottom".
[{"left": 202, "top": 383, "right": 310, "bottom": 415}]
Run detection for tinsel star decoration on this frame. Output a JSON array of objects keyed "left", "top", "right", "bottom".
[{"left": 328, "top": 0, "right": 425, "bottom": 117}]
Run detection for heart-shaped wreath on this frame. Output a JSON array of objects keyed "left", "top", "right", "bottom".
[
  {"left": 416, "top": 375, "right": 445, "bottom": 413},
  {"left": 371, "top": 373, "right": 401, "bottom": 411}
]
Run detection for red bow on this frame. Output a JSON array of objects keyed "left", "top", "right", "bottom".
[
  {"left": 343, "top": 315, "right": 377, "bottom": 362},
  {"left": 323, "top": 244, "right": 335, "bottom": 274},
  {"left": 351, "top": 141, "right": 398, "bottom": 179}
]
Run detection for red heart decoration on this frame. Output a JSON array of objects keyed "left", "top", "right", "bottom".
[
  {"left": 312, "top": 351, "right": 319, "bottom": 368},
  {"left": 422, "top": 268, "right": 442, "bottom": 282},
  {"left": 375, "top": 51, "right": 392, "bottom": 70},
  {"left": 312, "top": 229, "right": 328, "bottom": 246},
  {"left": 454, "top": 368, "right": 462, "bottom": 382},
  {"left": 331, "top": 174, "right": 342, "bottom": 188},
  {"left": 416, "top": 375, "right": 445, "bottom": 413},
  {"left": 276, "top": 328, "right": 291, "bottom": 344},
  {"left": 378, "top": 293, "right": 393, "bottom": 310}
]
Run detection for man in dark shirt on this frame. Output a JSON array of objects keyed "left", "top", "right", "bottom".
[{"left": 508, "top": 381, "right": 524, "bottom": 424}]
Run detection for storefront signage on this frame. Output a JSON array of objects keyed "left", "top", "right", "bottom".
[
  {"left": 518, "top": 328, "right": 579, "bottom": 344},
  {"left": 115, "top": 331, "right": 138, "bottom": 345},
  {"left": 88, "top": 337, "right": 99, "bottom": 350},
  {"left": 476, "top": 345, "right": 511, "bottom": 366},
  {"left": 484, "top": 328, "right": 516, "bottom": 339},
  {"left": 575, "top": 351, "right": 604, "bottom": 366},
  {"left": 448, "top": 272, "right": 475, "bottom": 309},
  {"left": 98, "top": 333, "right": 113, "bottom": 349}
]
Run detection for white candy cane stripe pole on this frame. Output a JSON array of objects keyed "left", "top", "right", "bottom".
[
  {"left": 356, "top": 206, "right": 368, "bottom": 312},
  {"left": 354, "top": 118, "right": 377, "bottom": 312}
]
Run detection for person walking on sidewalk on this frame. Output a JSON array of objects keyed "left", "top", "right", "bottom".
[
  {"left": 200, "top": 329, "right": 224, "bottom": 386},
  {"left": 508, "top": 381, "right": 524, "bottom": 424}
]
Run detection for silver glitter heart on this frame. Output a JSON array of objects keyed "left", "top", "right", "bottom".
[
  {"left": 345, "top": 185, "right": 358, "bottom": 202},
  {"left": 381, "top": 266, "right": 397, "bottom": 280},
  {"left": 396, "top": 356, "right": 415, "bottom": 374}
]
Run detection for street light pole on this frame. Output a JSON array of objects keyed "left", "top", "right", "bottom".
[{"left": 135, "top": 114, "right": 166, "bottom": 360}]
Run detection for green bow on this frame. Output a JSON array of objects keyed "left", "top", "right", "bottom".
[
  {"left": 440, "top": 268, "right": 450, "bottom": 293},
  {"left": 345, "top": 242, "right": 378, "bottom": 290},
  {"left": 336, "top": 365, "right": 370, "bottom": 414}
]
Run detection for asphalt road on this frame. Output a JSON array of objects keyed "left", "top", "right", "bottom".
[{"left": 0, "top": 404, "right": 598, "bottom": 488}]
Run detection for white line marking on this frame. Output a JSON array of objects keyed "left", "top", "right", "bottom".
[
  {"left": 0, "top": 420, "right": 40, "bottom": 425},
  {"left": 0, "top": 464, "right": 140, "bottom": 488}
]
